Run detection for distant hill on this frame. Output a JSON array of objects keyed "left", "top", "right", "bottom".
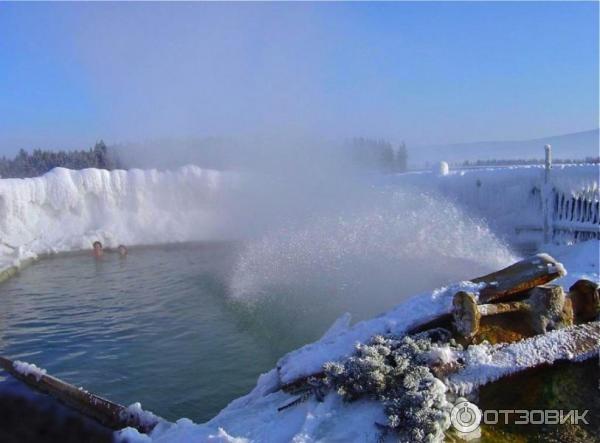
[{"left": 410, "top": 129, "right": 599, "bottom": 167}]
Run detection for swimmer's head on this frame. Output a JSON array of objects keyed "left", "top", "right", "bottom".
[{"left": 92, "top": 241, "right": 103, "bottom": 257}]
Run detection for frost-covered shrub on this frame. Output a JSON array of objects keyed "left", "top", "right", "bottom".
[{"left": 322, "top": 330, "right": 455, "bottom": 442}]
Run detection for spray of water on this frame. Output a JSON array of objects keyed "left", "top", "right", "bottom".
[{"left": 229, "top": 187, "right": 517, "bottom": 326}]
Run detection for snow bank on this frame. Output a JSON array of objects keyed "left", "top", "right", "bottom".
[
  {"left": 1, "top": 163, "right": 593, "bottom": 275},
  {"left": 120, "top": 403, "right": 162, "bottom": 431},
  {"left": 0, "top": 166, "right": 236, "bottom": 274},
  {"left": 118, "top": 385, "right": 386, "bottom": 443},
  {"left": 546, "top": 241, "right": 600, "bottom": 288}
]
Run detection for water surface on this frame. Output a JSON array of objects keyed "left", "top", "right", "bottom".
[
  {"left": 0, "top": 241, "right": 496, "bottom": 423},
  {"left": 0, "top": 243, "right": 294, "bottom": 422}
]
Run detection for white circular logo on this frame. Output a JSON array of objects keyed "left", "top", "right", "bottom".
[{"left": 450, "top": 401, "right": 482, "bottom": 433}]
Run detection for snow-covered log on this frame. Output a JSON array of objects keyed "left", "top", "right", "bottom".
[
  {"left": 0, "top": 356, "right": 161, "bottom": 433},
  {"left": 472, "top": 253, "right": 566, "bottom": 303}
]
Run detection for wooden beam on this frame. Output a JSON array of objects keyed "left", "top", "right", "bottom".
[
  {"left": 0, "top": 356, "right": 159, "bottom": 434},
  {"left": 472, "top": 253, "right": 565, "bottom": 303}
]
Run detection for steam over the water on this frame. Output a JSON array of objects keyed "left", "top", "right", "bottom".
[{"left": 229, "top": 188, "right": 517, "bottom": 322}]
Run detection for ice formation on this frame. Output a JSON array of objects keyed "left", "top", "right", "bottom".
[
  {"left": 12, "top": 360, "right": 47, "bottom": 382},
  {"left": 120, "top": 402, "right": 163, "bottom": 430},
  {"left": 0, "top": 166, "right": 236, "bottom": 275},
  {"left": 320, "top": 332, "right": 454, "bottom": 442}
]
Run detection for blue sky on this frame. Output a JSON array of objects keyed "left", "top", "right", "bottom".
[{"left": 0, "top": 2, "right": 597, "bottom": 154}]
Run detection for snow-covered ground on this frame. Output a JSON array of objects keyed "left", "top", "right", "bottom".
[{"left": 0, "top": 165, "right": 597, "bottom": 442}]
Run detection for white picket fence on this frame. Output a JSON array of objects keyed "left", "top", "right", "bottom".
[
  {"left": 551, "top": 188, "right": 600, "bottom": 242},
  {"left": 538, "top": 145, "right": 599, "bottom": 244},
  {"left": 383, "top": 150, "right": 598, "bottom": 247}
]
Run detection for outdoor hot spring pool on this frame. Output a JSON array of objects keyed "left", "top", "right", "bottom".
[{"left": 0, "top": 242, "right": 498, "bottom": 423}]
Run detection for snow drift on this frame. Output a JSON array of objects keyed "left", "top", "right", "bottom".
[{"left": 0, "top": 166, "right": 235, "bottom": 272}]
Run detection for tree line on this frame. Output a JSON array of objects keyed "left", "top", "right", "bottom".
[
  {"left": 460, "top": 157, "right": 600, "bottom": 167},
  {"left": 0, "top": 138, "right": 410, "bottom": 178},
  {"left": 349, "top": 137, "right": 408, "bottom": 173},
  {"left": 0, "top": 141, "right": 121, "bottom": 178}
]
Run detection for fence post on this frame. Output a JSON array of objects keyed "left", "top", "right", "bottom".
[{"left": 542, "top": 144, "right": 552, "bottom": 243}]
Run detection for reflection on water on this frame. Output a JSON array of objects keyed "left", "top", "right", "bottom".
[{"left": 0, "top": 241, "right": 501, "bottom": 423}]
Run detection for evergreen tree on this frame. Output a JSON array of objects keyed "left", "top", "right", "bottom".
[
  {"left": 0, "top": 142, "right": 122, "bottom": 178},
  {"left": 395, "top": 142, "right": 408, "bottom": 172},
  {"left": 349, "top": 137, "right": 396, "bottom": 173}
]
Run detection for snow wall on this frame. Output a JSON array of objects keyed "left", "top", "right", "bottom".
[{"left": 0, "top": 166, "right": 236, "bottom": 271}]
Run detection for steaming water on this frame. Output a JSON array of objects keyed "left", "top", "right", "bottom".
[
  {"left": 0, "top": 192, "right": 517, "bottom": 423},
  {"left": 230, "top": 189, "right": 517, "bottom": 319},
  {"left": 0, "top": 243, "right": 354, "bottom": 423},
  {"left": 0, "top": 243, "right": 281, "bottom": 423}
]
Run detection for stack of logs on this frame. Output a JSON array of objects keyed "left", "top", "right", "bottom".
[{"left": 450, "top": 254, "right": 599, "bottom": 344}]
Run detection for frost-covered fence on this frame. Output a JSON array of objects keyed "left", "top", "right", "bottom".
[
  {"left": 446, "top": 152, "right": 600, "bottom": 246},
  {"left": 551, "top": 187, "right": 600, "bottom": 242},
  {"left": 542, "top": 145, "right": 599, "bottom": 244},
  {"left": 381, "top": 152, "right": 599, "bottom": 247}
]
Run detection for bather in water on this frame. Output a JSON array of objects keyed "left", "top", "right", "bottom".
[{"left": 92, "top": 241, "right": 103, "bottom": 258}]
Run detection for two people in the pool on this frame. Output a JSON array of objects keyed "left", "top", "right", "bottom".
[{"left": 92, "top": 241, "right": 128, "bottom": 258}]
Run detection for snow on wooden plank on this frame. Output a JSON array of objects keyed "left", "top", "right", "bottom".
[
  {"left": 473, "top": 253, "right": 566, "bottom": 303},
  {"left": 445, "top": 321, "right": 600, "bottom": 395},
  {"left": 0, "top": 356, "right": 160, "bottom": 433}
]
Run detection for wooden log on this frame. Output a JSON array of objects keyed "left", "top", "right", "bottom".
[
  {"left": 569, "top": 279, "right": 600, "bottom": 323},
  {"left": 472, "top": 253, "right": 565, "bottom": 303},
  {"left": 0, "top": 356, "right": 159, "bottom": 433},
  {"left": 452, "top": 285, "right": 573, "bottom": 339}
]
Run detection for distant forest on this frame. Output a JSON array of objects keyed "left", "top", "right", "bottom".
[
  {"left": 2, "top": 138, "right": 596, "bottom": 179},
  {"left": 461, "top": 157, "right": 600, "bottom": 167},
  {"left": 349, "top": 137, "right": 408, "bottom": 173},
  {"left": 0, "top": 138, "right": 409, "bottom": 178},
  {"left": 0, "top": 141, "right": 122, "bottom": 178}
]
